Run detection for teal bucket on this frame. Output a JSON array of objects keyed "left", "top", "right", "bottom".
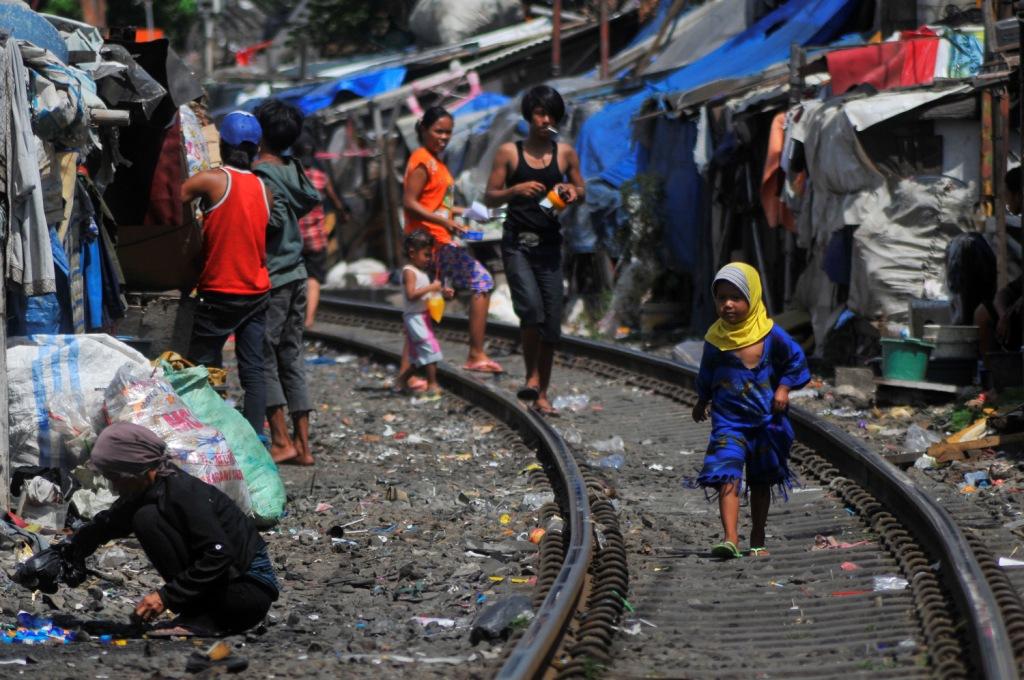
[{"left": 881, "top": 338, "right": 935, "bottom": 381}]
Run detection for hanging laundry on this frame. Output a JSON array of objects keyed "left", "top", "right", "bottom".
[
  {"left": 827, "top": 28, "right": 940, "bottom": 96},
  {"left": 760, "top": 111, "right": 796, "bottom": 232},
  {"left": 2, "top": 37, "right": 57, "bottom": 296}
]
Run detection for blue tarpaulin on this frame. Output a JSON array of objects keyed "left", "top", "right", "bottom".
[
  {"left": 576, "top": 0, "right": 859, "bottom": 188},
  {"left": 230, "top": 66, "right": 408, "bottom": 116},
  {"left": 453, "top": 92, "right": 510, "bottom": 117},
  {"left": 293, "top": 66, "right": 407, "bottom": 114},
  {"left": 0, "top": 4, "right": 68, "bottom": 63}
]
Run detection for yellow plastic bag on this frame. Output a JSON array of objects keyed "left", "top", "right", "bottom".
[{"left": 427, "top": 295, "right": 445, "bottom": 323}]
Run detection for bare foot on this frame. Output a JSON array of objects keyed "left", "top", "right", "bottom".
[
  {"left": 272, "top": 443, "right": 298, "bottom": 464},
  {"left": 284, "top": 453, "right": 315, "bottom": 466}
]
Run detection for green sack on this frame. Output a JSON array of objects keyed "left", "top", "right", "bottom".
[{"left": 162, "top": 362, "right": 285, "bottom": 526}]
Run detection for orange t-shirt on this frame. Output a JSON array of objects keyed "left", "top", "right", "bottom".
[{"left": 403, "top": 147, "right": 453, "bottom": 246}]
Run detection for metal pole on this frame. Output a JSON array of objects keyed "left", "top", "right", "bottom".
[
  {"left": 371, "top": 101, "right": 397, "bottom": 270},
  {"left": 202, "top": 9, "right": 214, "bottom": 77},
  {"left": 599, "top": 0, "right": 609, "bottom": 80},
  {"left": 551, "top": 0, "right": 562, "bottom": 77},
  {"left": 143, "top": 0, "right": 154, "bottom": 32}
]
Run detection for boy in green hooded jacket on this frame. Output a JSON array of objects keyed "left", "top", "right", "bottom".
[{"left": 253, "top": 99, "right": 321, "bottom": 466}]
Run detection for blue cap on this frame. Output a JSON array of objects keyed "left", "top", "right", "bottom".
[{"left": 220, "top": 111, "right": 262, "bottom": 146}]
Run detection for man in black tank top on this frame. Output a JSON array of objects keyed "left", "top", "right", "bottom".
[{"left": 484, "top": 86, "right": 585, "bottom": 415}]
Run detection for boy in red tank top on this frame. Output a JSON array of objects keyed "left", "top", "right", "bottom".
[{"left": 181, "top": 111, "right": 272, "bottom": 438}]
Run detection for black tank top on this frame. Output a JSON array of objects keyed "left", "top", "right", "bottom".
[{"left": 504, "top": 141, "right": 564, "bottom": 239}]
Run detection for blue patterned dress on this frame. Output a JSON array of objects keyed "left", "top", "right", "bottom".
[{"left": 691, "top": 325, "right": 810, "bottom": 496}]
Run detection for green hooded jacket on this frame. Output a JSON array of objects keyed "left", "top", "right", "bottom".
[{"left": 253, "top": 157, "right": 321, "bottom": 288}]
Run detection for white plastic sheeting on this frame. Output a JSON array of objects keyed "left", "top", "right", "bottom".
[
  {"left": 409, "top": 0, "right": 521, "bottom": 46},
  {"left": 848, "top": 176, "right": 972, "bottom": 320}
]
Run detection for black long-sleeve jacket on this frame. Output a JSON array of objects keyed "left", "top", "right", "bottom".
[{"left": 71, "top": 469, "right": 267, "bottom": 611}]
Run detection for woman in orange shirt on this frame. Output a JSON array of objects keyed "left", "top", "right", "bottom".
[{"left": 402, "top": 106, "right": 502, "bottom": 374}]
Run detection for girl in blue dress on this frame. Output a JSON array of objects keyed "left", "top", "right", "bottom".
[{"left": 691, "top": 263, "right": 810, "bottom": 559}]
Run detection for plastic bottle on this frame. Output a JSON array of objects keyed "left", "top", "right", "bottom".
[
  {"left": 538, "top": 186, "right": 570, "bottom": 216},
  {"left": 595, "top": 453, "right": 625, "bottom": 470}
]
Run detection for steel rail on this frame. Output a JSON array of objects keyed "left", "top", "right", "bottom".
[
  {"left": 306, "top": 321, "right": 593, "bottom": 680},
  {"left": 318, "top": 293, "right": 1018, "bottom": 679}
]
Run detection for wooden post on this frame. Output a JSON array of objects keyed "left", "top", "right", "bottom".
[
  {"left": 599, "top": 0, "right": 610, "bottom": 80},
  {"left": 371, "top": 101, "right": 397, "bottom": 270},
  {"left": 995, "top": 86, "right": 1009, "bottom": 291},
  {"left": 784, "top": 43, "right": 805, "bottom": 307}
]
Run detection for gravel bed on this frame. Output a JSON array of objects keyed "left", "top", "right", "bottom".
[{"left": 0, "top": 349, "right": 547, "bottom": 678}]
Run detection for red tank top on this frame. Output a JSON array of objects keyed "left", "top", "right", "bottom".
[{"left": 198, "top": 167, "right": 272, "bottom": 295}]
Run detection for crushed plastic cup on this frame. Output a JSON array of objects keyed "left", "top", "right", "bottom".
[
  {"left": 903, "top": 423, "right": 941, "bottom": 453},
  {"left": 590, "top": 436, "right": 625, "bottom": 454},
  {"left": 521, "top": 492, "right": 554, "bottom": 510},
  {"left": 552, "top": 395, "right": 590, "bottom": 412},
  {"left": 595, "top": 453, "right": 625, "bottom": 470},
  {"left": 427, "top": 295, "right": 445, "bottom": 323}
]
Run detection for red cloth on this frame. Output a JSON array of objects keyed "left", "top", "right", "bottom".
[
  {"left": 298, "top": 167, "right": 328, "bottom": 253},
  {"left": 198, "top": 168, "right": 272, "bottom": 295},
  {"left": 827, "top": 29, "right": 939, "bottom": 96}
]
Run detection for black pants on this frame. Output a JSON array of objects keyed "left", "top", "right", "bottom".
[
  {"left": 132, "top": 505, "right": 274, "bottom": 635},
  {"left": 188, "top": 291, "right": 268, "bottom": 435},
  {"left": 501, "top": 240, "right": 563, "bottom": 343}
]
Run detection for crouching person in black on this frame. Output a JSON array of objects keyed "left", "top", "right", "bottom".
[{"left": 66, "top": 423, "right": 279, "bottom": 636}]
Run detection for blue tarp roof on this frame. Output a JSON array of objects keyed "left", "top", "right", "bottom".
[
  {"left": 452, "top": 92, "right": 510, "bottom": 117},
  {"left": 223, "top": 65, "right": 409, "bottom": 117},
  {"left": 576, "top": 0, "right": 859, "bottom": 188}
]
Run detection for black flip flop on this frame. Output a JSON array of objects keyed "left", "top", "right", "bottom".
[{"left": 516, "top": 385, "right": 540, "bottom": 401}]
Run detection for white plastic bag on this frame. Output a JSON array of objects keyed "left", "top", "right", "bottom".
[
  {"left": 47, "top": 391, "right": 102, "bottom": 465},
  {"left": 409, "top": 0, "right": 520, "bottom": 46},
  {"left": 103, "top": 365, "right": 253, "bottom": 516},
  {"left": 8, "top": 334, "right": 149, "bottom": 472}
]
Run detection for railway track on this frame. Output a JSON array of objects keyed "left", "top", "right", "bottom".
[{"left": 313, "top": 293, "right": 1022, "bottom": 679}]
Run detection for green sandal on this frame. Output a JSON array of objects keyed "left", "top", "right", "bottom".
[{"left": 710, "top": 540, "right": 742, "bottom": 559}]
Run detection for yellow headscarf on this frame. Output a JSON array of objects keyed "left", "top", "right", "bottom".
[{"left": 704, "top": 262, "right": 774, "bottom": 351}]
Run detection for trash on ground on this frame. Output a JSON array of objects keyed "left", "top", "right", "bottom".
[
  {"left": 998, "top": 557, "right": 1024, "bottom": 567},
  {"left": 590, "top": 436, "right": 625, "bottom": 454},
  {"left": 594, "top": 454, "right": 625, "bottom": 470},
  {"left": 185, "top": 639, "right": 248, "bottom": 674},
  {"left": 840, "top": 561, "right": 859, "bottom": 571},
  {"left": 963, "top": 470, "right": 991, "bottom": 488},
  {"left": 551, "top": 395, "right": 590, "bottom": 412},
  {"left": 470, "top": 595, "right": 534, "bottom": 644},
  {"left": 1, "top": 612, "right": 77, "bottom": 645},
  {"left": 521, "top": 492, "right": 554, "bottom": 510},
  {"left": 413, "top": 616, "right": 457, "bottom": 629},
  {"left": 873, "top": 575, "right": 909, "bottom": 592},
  {"left": 903, "top": 423, "right": 941, "bottom": 453},
  {"left": 812, "top": 535, "right": 872, "bottom": 550}
]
